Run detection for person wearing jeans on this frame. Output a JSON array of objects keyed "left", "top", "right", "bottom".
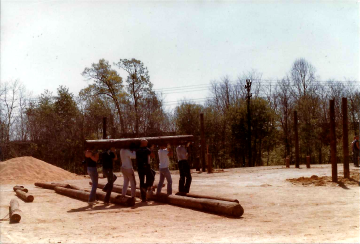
[
  {"left": 136, "top": 139, "right": 155, "bottom": 202},
  {"left": 85, "top": 150, "right": 99, "bottom": 206},
  {"left": 157, "top": 145, "right": 173, "bottom": 195},
  {"left": 120, "top": 143, "right": 137, "bottom": 199},
  {"left": 176, "top": 144, "right": 192, "bottom": 193},
  {"left": 101, "top": 147, "right": 117, "bottom": 205}
]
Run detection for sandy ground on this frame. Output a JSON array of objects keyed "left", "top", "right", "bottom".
[{"left": 0, "top": 158, "right": 359, "bottom": 243}]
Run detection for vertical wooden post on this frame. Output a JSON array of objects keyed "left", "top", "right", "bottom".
[
  {"left": 330, "top": 100, "right": 337, "bottom": 182},
  {"left": 207, "top": 153, "right": 212, "bottom": 173},
  {"left": 306, "top": 156, "right": 311, "bottom": 168},
  {"left": 286, "top": 157, "right": 290, "bottom": 168},
  {"left": 294, "top": 111, "right": 300, "bottom": 168},
  {"left": 200, "top": 113, "right": 206, "bottom": 172},
  {"left": 342, "top": 97, "right": 349, "bottom": 178},
  {"left": 103, "top": 117, "right": 107, "bottom": 139}
]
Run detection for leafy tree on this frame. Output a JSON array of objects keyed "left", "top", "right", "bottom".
[
  {"left": 114, "top": 58, "right": 152, "bottom": 136},
  {"left": 82, "top": 59, "right": 126, "bottom": 134}
]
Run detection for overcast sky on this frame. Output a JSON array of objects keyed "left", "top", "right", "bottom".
[{"left": 1, "top": 0, "right": 359, "bottom": 109}]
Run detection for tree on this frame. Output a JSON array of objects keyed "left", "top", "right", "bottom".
[
  {"left": 114, "top": 59, "right": 152, "bottom": 136},
  {"left": 81, "top": 59, "right": 126, "bottom": 134}
]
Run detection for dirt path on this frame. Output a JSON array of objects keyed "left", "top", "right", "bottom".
[{"left": 1, "top": 164, "right": 359, "bottom": 243}]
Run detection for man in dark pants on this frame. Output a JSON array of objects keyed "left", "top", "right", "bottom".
[
  {"left": 176, "top": 143, "right": 192, "bottom": 193},
  {"left": 136, "top": 139, "right": 155, "bottom": 202},
  {"left": 101, "top": 147, "right": 118, "bottom": 205}
]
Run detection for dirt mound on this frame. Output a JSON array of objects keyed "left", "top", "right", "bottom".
[
  {"left": 0, "top": 156, "right": 82, "bottom": 184},
  {"left": 287, "top": 171, "right": 360, "bottom": 187}
]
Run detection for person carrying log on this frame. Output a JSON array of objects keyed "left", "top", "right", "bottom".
[
  {"left": 352, "top": 135, "right": 359, "bottom": 167},
  {"left": 156, "top": 144, "right": 173, "bottom": 195},
  {"left": 84, "top": 149, "right": 99, "bottom": 206},
  {"left": 120, "top": 143, "right": 137, "bottom": 199},
  {"left": 176, "top": 143, "right": 192, "bottom": 193},
  {"left": 136, "top": 139, "right": 155, "bottom": 202},
  {"left": 101, "top": 147, "right": 118, "bottom": 205}
]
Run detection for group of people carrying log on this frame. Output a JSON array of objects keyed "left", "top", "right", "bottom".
[{"left": 84, "top": 139, "right": 192, "bottom": 206}]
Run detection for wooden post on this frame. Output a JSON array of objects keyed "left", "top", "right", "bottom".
[
  {"left": 342, "top": 97, "right": 350, "bottom": 178},
  {"left": 9, "top": 199, "right": 22, "bottom": 223},
  {"left": 294, "top": 111, "right": 300, "bottom": 168},
  {"left": 286, "top": 157, "right": 290, "bottom": 168},
  {"left": 103, "top": 117, "right": 107, "bottom": 139},
  {"left": 330, "top": 100, "right": 337, "bottom": 182},
  {"left": 200, "top": 113, "right": 206, "bottom": 172},
  {"left": 207, "top": 153, "right": 212, "bottom": 173},
  {"left": 306, "top": 156, "right": 311, "bottom": 168},
  {"left": 16, "top": 190, "right": 34, "bottom": 202}
]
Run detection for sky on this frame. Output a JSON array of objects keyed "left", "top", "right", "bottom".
[{"left": 1, "top": 0, "right": 359, "bottom": 110}]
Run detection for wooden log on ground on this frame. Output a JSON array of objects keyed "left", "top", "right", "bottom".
[
  {"left": 175, "top": 192, "right": 239, "bottom": 203},
  {"left": 85, "top": 135, "right": 194, "bottom": 149},
  {"left": 54, "top": 186, "right": 89, "bottom": 201},
  {"left": 15, "top": 190, "right": 34, "bottom": 202},
  {"left": 9, "top": 199, "right": 22, "bottom": 223},
  {"left": 113, "top": 182, "right": 165, "bottom": 190},
  {"left": 13, "top": 185, "right": 28, "bottom": 193},
  {"left": 35, "top": 182, "right": 70, "bottom": 190},
  {"left": 54, "top": 187, "right": 135, "bottom": 206},
  {"left": 90, "top": 182, "right": 142, "bottom": 198},
  {"left": 149, "top": 193, "right": 244, "bottom": 218},
  {"left": 92, "top": 182, "right": 243, "bottom": 217}
]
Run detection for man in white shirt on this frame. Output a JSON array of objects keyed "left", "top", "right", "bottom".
[
  {"left": 156, "top": 145, "right": 173, "bottom": 195},
  {"left": 120, "top": 143, "right": 137, "bottom": 198},
  {"left": 176, "top": 143, "right": 192, "bottom": 193}
]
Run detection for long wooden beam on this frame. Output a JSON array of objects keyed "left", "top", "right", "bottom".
[
  {"left": 92, "top": 182, "right": 244, "bottom": 217},
  {"left": 84, "top": 135, "right": 194, "bottom": 149},
  {"left": 53, "top": 186, "right": 135, "bottom": 206},
  {"left": 175, "top": 192, "right": 239, "bottom": 203}
]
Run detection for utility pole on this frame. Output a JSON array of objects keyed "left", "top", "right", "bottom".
[{"left": 245, "top": 79, "right": 252, "bottom": 167}]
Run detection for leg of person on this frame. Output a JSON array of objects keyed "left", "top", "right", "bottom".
[
  {"left": 104, "top": 169, "right": 114, "bottom": 203},
  {"left": 102, "top": 169, "right": 109, "bottom": 192},
  {"left": 138, "top": 167, "right": 146, "bottom": 201},
  {"left": 163, "top": 168, "right": 172, "bottom": 195},
  {"left": 87, "top": 167, "right": 98, "bottom": 204},
  {"left": 156, "top": 169, "right": 165, "bottom": 194},
  {"left": 129, "top": 170, "right": 137, "bottom": 198},
  {"left": 178, "top": 160, "right": 185, "bottom": 193},
  {"left": 183, "top": 160, "right": 192, "bottom": 193},
  {"left": 121, "top": 168, "right": 130, "bottom": 197}
]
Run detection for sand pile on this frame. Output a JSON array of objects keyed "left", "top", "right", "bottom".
[
  {"left": 287, "top": 171, "right": 360, "bottom": 187},
  {"left": 0, "top": 156, "right": 82, "bottom": 184}
]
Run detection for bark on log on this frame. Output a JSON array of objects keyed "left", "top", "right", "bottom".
[
  {"left": 84, "top": 135, "right": 194, "bottom": 149},
  {"left": 149, "top": 193, "right": 244, "bottom": 218},
  {"left": 13, "top": 185, "right": 28, "bottom": 193},
  {"left": 9, "top": 199, "right": 22, "bottom": 223},
  {"left": 91, "top": 182, "right": 142, "bottom": 198},
  {"left": 15, "top": 190, "right": 34, "bottom": 202},
  {"left": 54, "top": 187, "right": 135, "bottom": 206},
  {"left": 175, "top": 192, "right": 239, "bottom": 203},
  {"left": 35, "top": 182, "right": 70, "bottom": 190},
  {"left": 92, "top": 182, "right": 244, "bottom": 217},
  {"left": 35, "top": 182, "right": 83, "bottom": 191}
]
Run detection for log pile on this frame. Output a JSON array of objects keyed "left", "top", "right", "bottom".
[{"left": 84, "top": 135, "right": 194, "bottom": 149}]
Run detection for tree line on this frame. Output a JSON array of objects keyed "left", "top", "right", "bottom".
[{"left": 1, "top": 58, "right": 359, "bottom": 173}]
